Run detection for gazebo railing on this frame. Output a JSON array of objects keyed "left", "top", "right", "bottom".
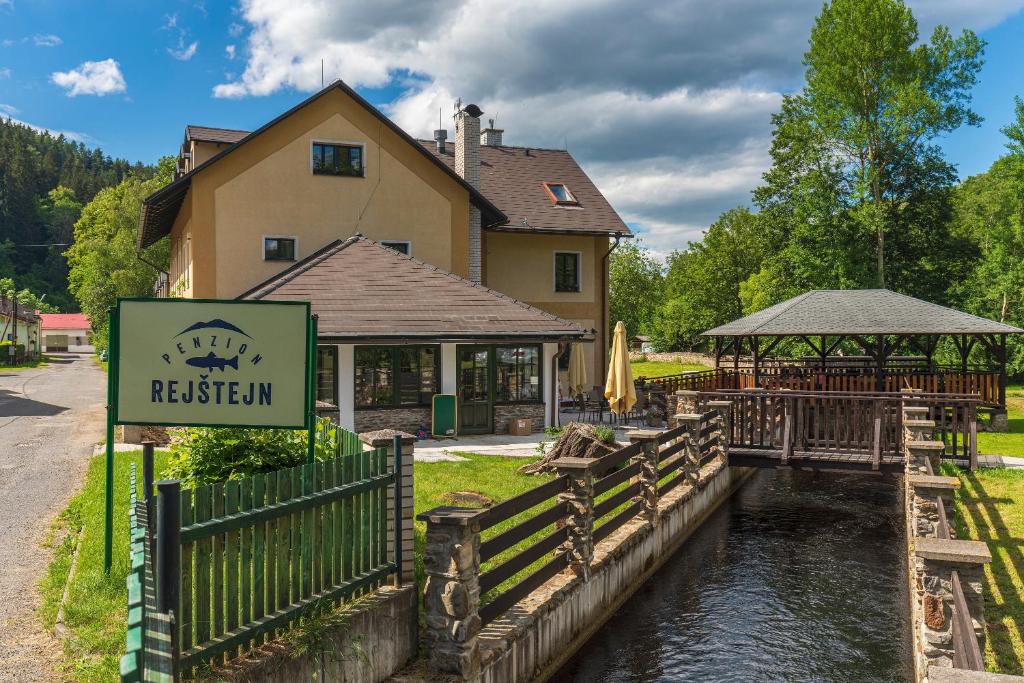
[{"left": 645, "top": 366, "right": 1002, "bottom": 408}]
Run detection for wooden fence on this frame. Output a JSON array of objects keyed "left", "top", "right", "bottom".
[
  {"left": 424, "top": 410, "right": 727, "bottom": 631},
  {"left": 120, "top": 424, "right": 404, "bottom": 680},
  {"left": 645, "top": 367, "right": 1002, "bottom": 408}
]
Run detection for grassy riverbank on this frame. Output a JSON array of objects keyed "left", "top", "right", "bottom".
[
  {"left": 39, "top": 449, "right": 170, "bottom": 682},
  {"left": 946, "top": 466, "right": 1024, "bottom": 674},
  {"left": 978, "top": 385, "right": 1024, "bottom": 458}
]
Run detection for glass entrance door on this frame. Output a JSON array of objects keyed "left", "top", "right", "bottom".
[{"left": 458, "top": 346, "right": 492, "bottom": 434}]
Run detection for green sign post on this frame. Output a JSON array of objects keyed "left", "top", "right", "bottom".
[{"left": 103, "top": 298, "right": 314, "bottom": 572}]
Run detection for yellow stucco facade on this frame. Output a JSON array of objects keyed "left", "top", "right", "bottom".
[{"left": 165, "top": 86, "right": 610, "bottom": 388}]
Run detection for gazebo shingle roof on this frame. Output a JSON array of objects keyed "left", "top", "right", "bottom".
[{"left": 703, "top": 290, "right": 1022, "bottom": 337}]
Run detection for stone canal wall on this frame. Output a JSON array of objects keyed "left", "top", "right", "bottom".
[{"left": 475, "top": 456, "right": 754, "bottom": 682}]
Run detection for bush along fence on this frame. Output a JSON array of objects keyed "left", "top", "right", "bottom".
[
  {"left": 119, "top": 425, "right": 412, "bottom": 681},
  {"left": 418, "top": 405, "right": 735, "bottom": 680},
  {"left": 902, "top": 403, "right": 992, "bottom": 679}
]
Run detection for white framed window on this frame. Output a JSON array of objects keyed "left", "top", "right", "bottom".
[
  {"left": 263, "top": 235, "right": 297, "bottom": 261},
  {"left": 380, "top": 240, "right": 412, "bottom": 256},
  {"left": 311, "top": 140, "right": 366, "bottom": 177},
  {"left": 554, "top": 251, "right": 582, "bottom": 292}
]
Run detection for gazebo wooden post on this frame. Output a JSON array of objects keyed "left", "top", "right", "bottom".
[
  {"left": 819, "top": 335, "right": 827, "bottom": 371},
  {"left": 714, "top": 337, "right": 722, "bottom": 369},
  {"left": 999, "top": 333, "right": 1008, "bottom": 409},
  {"left": 732, "top": 335, "right": 742, "bottom": 389},
  {"left": 751, "top": 336, "right": 761, "bottom": 388},
  {"left": 875, "top": 335, "right": 886, "bottom": 393}
]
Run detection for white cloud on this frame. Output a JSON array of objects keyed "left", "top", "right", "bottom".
[
  {"left": 0, "top": 103, "right": 17, "bottom": 115},
  {"left": 168, "top": 41, "right": 199, "bottom": 61},
  {"left": 225, "top": 44, "right": 236, "bottom": 60},
  {"left": 0, "top": 0, "right": 11, "bottom": 8},
  {"left": 51, "top": 59, "right": 127, "bottom": 97},
  {"left": 215, "top": 0, "right": 1024, "bottom": 250},
  {"left": 0, "top": 68, "right": 10, "bottom": 79},
  {"left": 32, "top": 33, "right": 62, "bottom": 47}
]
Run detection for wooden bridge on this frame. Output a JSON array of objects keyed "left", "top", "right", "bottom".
[{"left": 689, "top": 389, "right": 980, "bottom": 473}]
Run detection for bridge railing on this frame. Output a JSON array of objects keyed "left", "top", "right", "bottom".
[
  {"left": 418, "top": 409, "right": 727, "bottom": 677},
  {"left": 693, "top": 389, "right": 980, "bottom": 470}
]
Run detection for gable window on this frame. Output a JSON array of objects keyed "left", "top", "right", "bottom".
[
  {"left": 355, "top": 346, "right": 439, "bottom": 408},
  {"left": 312, "top": 142, "right": 364, "bottom": 177},
  {"left": 264, "top": 236, "right": 296, "bottom": 261},
  {"left": 543, "top": 182, "right": 579, "bottom": 206},
  {"left": 381, "top": 240, "right": 411, "bottom": 255},
  {"left": 554, "top": 251, "right": 581, "bottom": 292}
]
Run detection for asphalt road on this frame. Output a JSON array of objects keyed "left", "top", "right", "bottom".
[{"left": 0, "top": 354, "right": 105, "bottom": 681}]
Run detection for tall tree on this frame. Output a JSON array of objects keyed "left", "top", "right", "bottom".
[
  {"left": 655, "top": 208, "right": 768, "bottom": 350},
  {"left": 754, "top": 0, "right": 984, "bottom": 293},
  {"left": 65, "top": 158, "right": 174, "bottom": 348},
  {"left": 608, "top": 240, "right": 664, "bottom": 341}
]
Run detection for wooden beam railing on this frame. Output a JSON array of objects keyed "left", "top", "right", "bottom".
[
  {"left": 951, "top": 570, "right": 986, "bottom": 671},
  {"left": 419, "top": 408, "right": 729, "bottom": 676}
]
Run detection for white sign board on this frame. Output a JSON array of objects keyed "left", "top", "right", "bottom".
[{"left": 114, "top": 298, "right": 310, "bottom": 428}]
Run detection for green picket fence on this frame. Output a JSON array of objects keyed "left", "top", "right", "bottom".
[
  {"left": 120, "top": 422, "right": 400, "bottom": 680},
  {"left": 120, "top": 464, "right": 175, "bottom": 682}
]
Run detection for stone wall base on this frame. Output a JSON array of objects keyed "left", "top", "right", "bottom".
[
  {"left": 354, "top": 408, "right": 432, "bottom": 435},
  {"left": 476, "top": 460, "right": 755, "bottom": 683},
  {"left": 494, "top": 403, "right": 546, "bottom": 434},
  {"left": 211, "top": 585, "right": 417, "bottom": 683}
]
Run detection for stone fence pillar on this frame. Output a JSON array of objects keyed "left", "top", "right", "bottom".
[
  {"left": 908, "top": 474, "right": 960, "bottom": 539},
  {"left": 672, "top": 413, "right": 702, "bottom": 486},
  {"left": 914, "top": 538, "right": 991, "bottom": 670},
  {"left": 705, "top": 400, "right": 733, "bottom": 462},
  {"left": 629, "top": 431, "right": 661, "bottom": 526},
  {"left": 551, "top": 458, "right": 596, "bottom": 579},
  {"left": 359, "top": 429, "right": 416, "bottom": 584},
  {"left": 416, "top": 507, "right": 483, "bottom": 679},
  {"left": 673, "top": 391, "right": 700, "bottom": 423}
]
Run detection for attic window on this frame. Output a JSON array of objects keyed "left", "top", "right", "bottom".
[
  {"left": 312, "top": 142, "right": 364, "bottom": 177},
  {"left": 543, "top": 182, "right": 578, "bottom": 206}
]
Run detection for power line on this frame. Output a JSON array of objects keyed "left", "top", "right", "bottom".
[{"left": 9, "top": 242, "right": 71, "bottom": 247}]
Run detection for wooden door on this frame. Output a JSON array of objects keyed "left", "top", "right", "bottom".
[{"left": 458, "top": 346, "right": 492, "bottom": 434}]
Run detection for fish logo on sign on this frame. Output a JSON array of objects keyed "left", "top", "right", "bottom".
[{"left": 151, "top": 318, "right": 273, "bottom": 407}]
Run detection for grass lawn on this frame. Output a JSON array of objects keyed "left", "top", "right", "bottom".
[
  {"left": 0, "top": 354, "right": 50, "bottom": 371},
  {"left": 978, "top": 385, "right": 1024, "bottom": 458},
  {"left": 39, "top": 449, "right": 170, "bottom": 682},
  {"left": 945, "top": 466, "right": 1024, "bottom": 674},
  {"left": 630, "top": 359, "right": 711, "bottom": 378},
  {"left": 413, "top": 453, "right": 555, "bottom": 596}
]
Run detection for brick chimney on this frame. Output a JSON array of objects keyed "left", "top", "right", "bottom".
[
  {"left": 455, "top": 103, "right": 483, "bottom": 283},
  {"left": 481, "top": 118, "right": 503, "bottom": 146}
]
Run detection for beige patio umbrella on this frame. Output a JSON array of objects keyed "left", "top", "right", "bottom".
[
  {"left": 567, "top": 342, "right": 588, "bottom": 398},
  {"left": 604, "top": 321, "right": 637, "bottom": 415}
]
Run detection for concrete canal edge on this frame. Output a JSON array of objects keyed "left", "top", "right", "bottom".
[{"left": 476, "top": 459, "right": 756, "bottom": 683}]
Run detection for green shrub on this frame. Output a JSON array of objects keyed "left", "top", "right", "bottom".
[
  {"left": 165, "top": 426, "right": 310, "bottom": 488},
  {"left": 593, "top": 425, "right": 616, "bottom": 444}
]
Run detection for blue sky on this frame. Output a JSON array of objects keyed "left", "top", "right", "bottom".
[{"left": 1, "top": 0, "right": 1022, "bottom": 255}]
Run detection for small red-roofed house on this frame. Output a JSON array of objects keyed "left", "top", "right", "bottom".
[{"left": 40, "top": 313, "right": 93, "bottom": 353}]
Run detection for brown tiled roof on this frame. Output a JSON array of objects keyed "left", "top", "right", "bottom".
[
  {"left": 240, "top": 236, "right": 590, "bottom": 342},
  {"left": 420, "top": 140, "right": 631, "bottom": 237},
  {"left": 185, "top": 125, "right": 250, "bottom": 144},
  {"left": 138, "top": 80, "right": 507, "bottom": 249}
]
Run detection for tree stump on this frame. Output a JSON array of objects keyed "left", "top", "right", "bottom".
[{"left": 520, "top": 422, "right": 618, "bottom": 475}]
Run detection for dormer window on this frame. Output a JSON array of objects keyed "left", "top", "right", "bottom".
[
  {"left": 312, "top": 141, "right": 364, "bottom": 177},
  {"left": 543, "top": 182, "right": 578, "bottom": 206}
]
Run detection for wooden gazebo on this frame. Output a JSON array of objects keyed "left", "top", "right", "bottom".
[{"left": 700, "top": 289, "right": 1020, "bottom": 416}]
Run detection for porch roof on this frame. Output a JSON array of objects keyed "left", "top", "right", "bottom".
[
  {"left": 240, "top": 236, "right": 591, "bottom": 343},
  {"left": 703, "top": 289, "right": 1022, "bottom": 337}
]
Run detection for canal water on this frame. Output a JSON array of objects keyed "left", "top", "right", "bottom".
[{"left": 553, "top": 469, "right": 911, "bottom": 682}]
